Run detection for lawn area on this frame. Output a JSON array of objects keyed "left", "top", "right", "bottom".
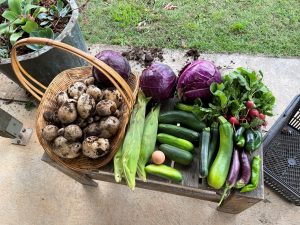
[{"left": 78, "top": 0, "right": 300, "bottom": 56}]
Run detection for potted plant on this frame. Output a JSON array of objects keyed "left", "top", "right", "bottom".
[{"left": 0, "top": 0, "right": 87, "bottom": 85}]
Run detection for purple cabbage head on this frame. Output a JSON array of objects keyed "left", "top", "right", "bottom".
[
  {"left": 140, "top": 63, "right": 177, "bottom": 101},
  {"left": 177, "top": 60, "right": 221, "bottom": 101},
  {"left": 92, "top": 50, "right": 131, "bottom": 87}
]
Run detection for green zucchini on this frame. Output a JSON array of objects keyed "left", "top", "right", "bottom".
[
  {"left": 207, "top": 122, "right": 219, "bottom": 167},
  {"left": 157, "top": 133, "right": 194, "bottom": 152},
  {"left": 158, "top": 111, "right": 206, "bottom": 132},
  {"left": 207, "top": 116, "right": 234, "bottom": 189},
  {"left": 145, "top": 164, "right": 183, "bottom": 182},
  {"left": 158, "top": 124, "right": 199, "bottom": 142},
  {"left": 159, "top": 144, "right": 193, "bottom": 166},
  {"left": 199, "top": 127, "right": 210, "bottom": 178}
]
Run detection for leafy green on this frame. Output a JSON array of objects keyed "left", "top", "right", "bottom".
[{"left": 192, "top": 67, "right": 275, "bottom": 127}]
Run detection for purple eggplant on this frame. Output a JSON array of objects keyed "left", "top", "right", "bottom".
[
  {"left": 235, "top": 149, "right": 251, "bottom": 189},
  {"left": 218, "top": 148, "right": 241, "bottom": 206}
]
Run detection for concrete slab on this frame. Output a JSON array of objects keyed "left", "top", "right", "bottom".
[{"left": 0, "top": 46, "right": 300, "bottom": 225}]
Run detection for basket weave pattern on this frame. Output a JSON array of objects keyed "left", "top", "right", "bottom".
[{"left": 11, "top": 38, "right": 139, "bottom": 172}]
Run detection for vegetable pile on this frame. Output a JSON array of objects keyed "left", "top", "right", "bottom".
[{"left": 112, "top": 58, "right": 275, "bottom": 204}]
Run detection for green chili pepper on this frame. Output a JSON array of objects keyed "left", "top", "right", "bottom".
[
  {"left": 240, "top": 155, "right": 261, "bottom": 193},
  {"left": 253, "top": 130, "right": 263, "bottom": 150},
  {"left": 236, "top": 135, "right": 245, "bottom": 148},
  {"left": 245, "top": 129, "right": 255, "bottom": 152},
  {"left": 235, "top": 127, "right": 245, "bottom": 142}
]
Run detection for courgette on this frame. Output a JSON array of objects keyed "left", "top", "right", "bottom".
[
  {"left": 158, "top": 111, "right": 206, "bottom": 132},
  {"left": 199, "top": 127, "right": 210, "bottom": 178},
  {"left": 157, "top": 133, "right": 194, "bottom": 152},
  {"left": 145, "top": 164, "right": 183, "bottom": 182},
  {"left": 159, "top": 144, "right": 193, "bottom": 165},
  {"left": 207, "top": 116, "right": 233, "bottom": 189},
  {"left": 207, "top": 122, "right": 219, "bottom": 167},
  {"left": 158, "top": 124, "right": 199, "bottom": 142}
]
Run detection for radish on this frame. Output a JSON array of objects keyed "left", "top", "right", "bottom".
[
  {"left": 229, "top": 117, "right": 239, "bottom": 126},
  {"left": 249, "top": 109, "right": 259, "bottom": 117},
  {"left": 246, "top": 100, "right": 255, "bottom": 109},
  {"left": 259, "top": 113, "right": 265, "bottom": 120}
]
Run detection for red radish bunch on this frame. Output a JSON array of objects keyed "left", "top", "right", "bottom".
[{"left": 229, "top": 117, "right": 239, "bottom": 126}]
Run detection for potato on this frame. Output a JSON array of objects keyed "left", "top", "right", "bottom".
[
  {"left": 64, "top": 125, "right": 82, "bottom": 141},
  {"left": 68, "top": 81, "right": 87, "bottom": 100},
  {"left": 98, "top": 116, "right": 120, "bottom": 138},
  {"left": 77, "top": 93, "right": 95, "bottom": 119},
  {"left": 86, "top": 85, "right": 102, "bottom": 102},
  {"left": 42, "top": 125, "right": 59, "bottom": 141},
  {"left": 82, "top": 136, "right": 110, "bottom": 159},
  {"left": 56, "top": 91, "right": 69, "bottom": 106},
  {"left": 52, "top": 136, "right": 81, "bottom": 159},
  {"left": 96, "top": 100, "right": 117, "bottom": 116},
  {"left": 102, "top": 89, "right": 122, "bottom": 108},
  {"left": 57, "top": 100, "right": 77, "bottom": 124},
  {"left": 84, "top": 76, "right": 95, "bottom": 86}
]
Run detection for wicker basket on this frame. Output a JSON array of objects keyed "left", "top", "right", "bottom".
[{"left": 11, "top": 37, "right": 139, "bottom": 172}]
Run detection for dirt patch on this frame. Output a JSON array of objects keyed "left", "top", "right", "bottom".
[
  {"left": 122, "top": 47, "right": 164, "bottom": 67},
  {"left": 40, "top": 0, "right": 58, "bottom": 8},
  {"left": 185, "top": 48, "right": 200, "bottom": 60}
]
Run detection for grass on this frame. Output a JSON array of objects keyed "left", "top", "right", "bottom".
[{"left": 78, "top": 0, "right": 300, "bottom": 56}]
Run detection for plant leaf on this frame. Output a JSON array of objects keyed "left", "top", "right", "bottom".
[
  {"left": 2, "top": 10, "right": 18, "bottom": 21},
  {"left": 39, "top": 21, "right": 49, "bottom": 26},
  {"left": 9, "top": 30, "right": 24, "bottom": 44},
  {"left": 0, "top": 23, "right": 10, "bottom": 34},
  {"left": 57, "top": 0, "right": 64, "bottom": 11},
  {"left": 59, "top": 5, "right": 70, "bottom": 18},
  {"left": 33, "top": 7, "right": 47, "bottom": 18},
  {"left": 24, "top": 4, "right": 40, "bottom": 14},
  {"left": 27, "top": 28, "right": 54, "bottom": 50},
  {"left": 8, "top": 0, "right": 22, "bottom": 14},
  {"left": 21, "top": 20, "right": 38, "bottom": 33},
  {"left": 37, "top": 12, "right": 48, "bottom": 20}
]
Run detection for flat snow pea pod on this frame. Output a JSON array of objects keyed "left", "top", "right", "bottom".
[
  {"left": 137, "top": 104, "right": 160, "bottom": 181},
  {"left": 240, "top": 155, "right": 261, "bottom": 193},
  {"left": 245, "top": 129, "right": 255, "bottom": 152},
  {"left": 122, "top": 91, "right": 150, "bottom": 190}
]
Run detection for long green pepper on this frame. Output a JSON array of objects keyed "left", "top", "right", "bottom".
[
  {"left": 122, "top": 91, "right": 150, "bottom": 190},
  {"left": 137, "top": 104, "right": 160, "bottom": 181},
  {"left": 240, "top": 155, "right": 261, "bottom": 193}
]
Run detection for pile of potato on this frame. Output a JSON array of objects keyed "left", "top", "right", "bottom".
[{"left": 41, "top": 76, "right": 122, "bottom": 159}]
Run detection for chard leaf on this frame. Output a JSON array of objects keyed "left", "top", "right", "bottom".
[
  {"left": 9, "top": 30, "right": 24, "bottom": 44},
  {"left": 21, "top": 20, "right": 38, "bottom": 33},
  {"left": 2, "top": 10, "right": 18, "bottom": 21}
]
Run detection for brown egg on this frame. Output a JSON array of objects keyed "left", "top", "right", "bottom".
[{"left": 151, "top": 151, "right": 165, "bottom": 165}]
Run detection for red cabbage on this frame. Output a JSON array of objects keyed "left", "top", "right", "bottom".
[
  {"left": 177, "top": 60, "right": 221, "bottom": 101},
  {"left": 92, "top": 50, "right": 131, "bottom": 87},
  {"left": 140, "top": 63, "right": 177, "bottom": 101}
]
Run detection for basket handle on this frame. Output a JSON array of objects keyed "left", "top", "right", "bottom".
[{"left": 10, "top": 37, "right": 135, "bottom": 109}]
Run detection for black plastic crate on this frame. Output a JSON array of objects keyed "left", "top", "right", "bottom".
[{"left": 263, "top": 95, "right": 300, "bottom": 205}]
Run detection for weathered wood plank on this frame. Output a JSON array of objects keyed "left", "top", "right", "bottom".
[
  {"left": 41, "top": 152, "right": 98, "bottom": 187},
  {"left": 89, "top": 170, "right": 220, "bottom": 202}
]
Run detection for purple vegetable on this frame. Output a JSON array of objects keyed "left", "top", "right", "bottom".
[
  {"left": 218, "top": 148, "right": 241, "bottom": 206},
  {"left": 235, "top": 149, "right": 251, "bottom": 189},
  {"left": 140, "top": 63, "right": 177, "bottom": 101},
  {"left": 92, "top": 50, "right": 131, "bottom": 87},
  {"left": 177, "top": 60, "right": 221, "bottom": 101}
]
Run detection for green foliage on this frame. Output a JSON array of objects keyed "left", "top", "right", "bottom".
[
  {"left": 0, "top": 0, "right": 70, "bottom": 55},
  {"left": 192, "top": 68, "right": 275, "bottom": 127}
]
